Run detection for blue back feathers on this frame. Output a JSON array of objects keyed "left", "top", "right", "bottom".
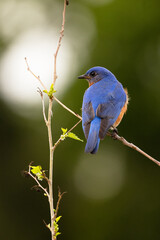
[{"left": 81, "top": 66, "right": 126, "bottom": 154}]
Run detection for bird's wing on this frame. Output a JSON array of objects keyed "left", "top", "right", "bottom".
[
  {"left": 82, "top": 101, "right": 95, "bottom": 139},
  {"left": 96, "top": 90, "right": 126, "bottom": 139}
]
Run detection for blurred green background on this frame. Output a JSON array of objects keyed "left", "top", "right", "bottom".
[{"left": 0, "top": 0, "right": 160, "bottom": 239}]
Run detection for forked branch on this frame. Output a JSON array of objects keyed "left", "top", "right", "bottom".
[
  {"left": 27, "top": 164, "right": 49, "bottom": 198},
  {"left": 25, "top": 57, "right": 80, "bottom": 120},
  {"left": 53, "top": 119, "right": 82, "bottom": 150},
  {"left": 25, "top": 57, "right": 47, "bottom": 90}
]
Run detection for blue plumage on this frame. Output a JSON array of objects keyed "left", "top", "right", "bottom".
[{"left": 78, "top": 67, "right": 127, "bottom": 154}]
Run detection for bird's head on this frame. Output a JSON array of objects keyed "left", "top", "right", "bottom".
[{"left": 78, "top": 66, "right": 114, "bottom": 86}]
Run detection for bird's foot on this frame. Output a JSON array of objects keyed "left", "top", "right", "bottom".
[{"left": 110, "top": 127, "right": 118, "bottom": 140}]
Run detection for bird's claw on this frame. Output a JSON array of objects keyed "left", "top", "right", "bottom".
[
  {"left": 113, "top": 127, "right": 118, "bottom": 134},
  {"left": 111, "top": 127, "right": 118, "bottom": 140}
]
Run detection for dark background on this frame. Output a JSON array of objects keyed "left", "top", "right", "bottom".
[{"left": 0, "top": 0, "right": 160, "bottom": 239}]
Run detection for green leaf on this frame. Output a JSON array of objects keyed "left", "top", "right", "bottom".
[
  {"left": 43, "top": 84, "right": 56, "bottom": 98},
  {"left": 60, "top": 128, "right": 83, "bottom": 142},
  {"left": 31, "top": 165, "right": 44, "bottom": 181},
  {"left": 54, "top": 221, "right": 59, "bottom": 232},
  {"left": 60, "top": 128, "right": 67, "bottom": 140},
  {"left": 31, "top": 165, "right": 42, "bottom": 174},
  {"left": 53, "top": 214, "right": 62, "bottom": 237},
  {"left": 67, "top": 132, "right": 83, "bottom": 142},
  {"left": 56, "top": 232, "right": 61, "bottom": 237},
  {"left": 43, "top": 90, "right": 48, "bottom": 94},
  {"left": 55, "top": 216, "right": 62, "bottom": 223},
  {"left": 61, "top": 128, "right": 67, "bottom": 134},
  {"left": 46, "top": 223, "right": 51, "bottom": 229},
  {"left": 48, "top": 83, "right": 56, "bottom": 98}
]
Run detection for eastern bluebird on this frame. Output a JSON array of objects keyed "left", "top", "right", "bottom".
[{"left": 78, "top": 66, "right": 129, "bottom": 154}]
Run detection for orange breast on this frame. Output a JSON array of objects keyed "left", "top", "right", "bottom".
[{"left": 113, "top": 88, "right": 129, "bottom": 128}]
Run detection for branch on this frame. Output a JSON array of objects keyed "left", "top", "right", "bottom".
[
  {"left": 37, "top": 88, "right": 48, "bottom": 126},
  {"left": 47, "top": 98, "right": 55, "bottom": 239},
  {"left": 53, "top": 0, "right": 67, "bottom": 85},
  {"left": 25, "top": 57, "right": 47, "bottom": 90},
  {"left": 49, "top": 1, "right": 68, "bottom": 238},
  {"left": 53, "top": 96, "right": 82, "bottom": 119},
  {"left": 53, "top": 188, "right": 66, "bottom": 222},
  {"left": 24, "top": 1, "right": 69, "bottom": 240},
  {"left": 28, "top": 165, "right": 49, "bottom": 198},
  {"left": 107, "top": 132, "right": 160, "bottom": 166}
]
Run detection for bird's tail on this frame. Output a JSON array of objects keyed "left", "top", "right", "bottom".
[{"left": 85, "top": 117, "right": 101, "bottom": 154}]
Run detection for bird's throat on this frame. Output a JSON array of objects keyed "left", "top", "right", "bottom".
[
  {"left": 88, "top": 79, "right": 102, "bottom": 87},
  {"left": 89, "top": 82, "right": 94, "bottom": 87}
]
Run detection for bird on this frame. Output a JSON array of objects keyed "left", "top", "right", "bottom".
[{"left": 78, "top": 66, "right": 129, "bottom": 154}]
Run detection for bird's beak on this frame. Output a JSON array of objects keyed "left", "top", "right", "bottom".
[{"left": 78, "top": 74, "right": 91, "bottom": 79}]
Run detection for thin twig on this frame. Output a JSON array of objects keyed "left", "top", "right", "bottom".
[
  {"left": 37, "top": 88, "right": 48, "bottom": 126},
  {"left": 25, "top": 57, "right": 47, "bottom": 90},
  {"left": 53, "top": 96, "right": 82, "bottom": 119},
  {"left": 53, "top": 0, "right": 67, "bottom": 85},
  {"left": 67, "top": 119, "right": 82, "bottom": 134},
  {"left": 107, "top": 132, "right": 160, "bottom": 166},
  {"left": 53, "top": 119, "right": 82, "bottom": 150},
  {"left": 53, "top": 188, "right": 66, "bottom": 222},
  {"left": 43, "top": 219, "right": 52, "bottom": 233},
  {"left": 28, "top": 165, "right": 49, "bottom": 198}
]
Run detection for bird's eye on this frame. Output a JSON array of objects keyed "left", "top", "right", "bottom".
[{"left": 90, "top": 71, "right": 96, "bottom": 77}]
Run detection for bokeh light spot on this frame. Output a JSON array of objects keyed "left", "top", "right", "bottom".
[
  {"left": 0, "top": 28, "right": 76, "bottom": 109},
  {"left": 74, "top": 147, "right": 126, "bottom": 200}
]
